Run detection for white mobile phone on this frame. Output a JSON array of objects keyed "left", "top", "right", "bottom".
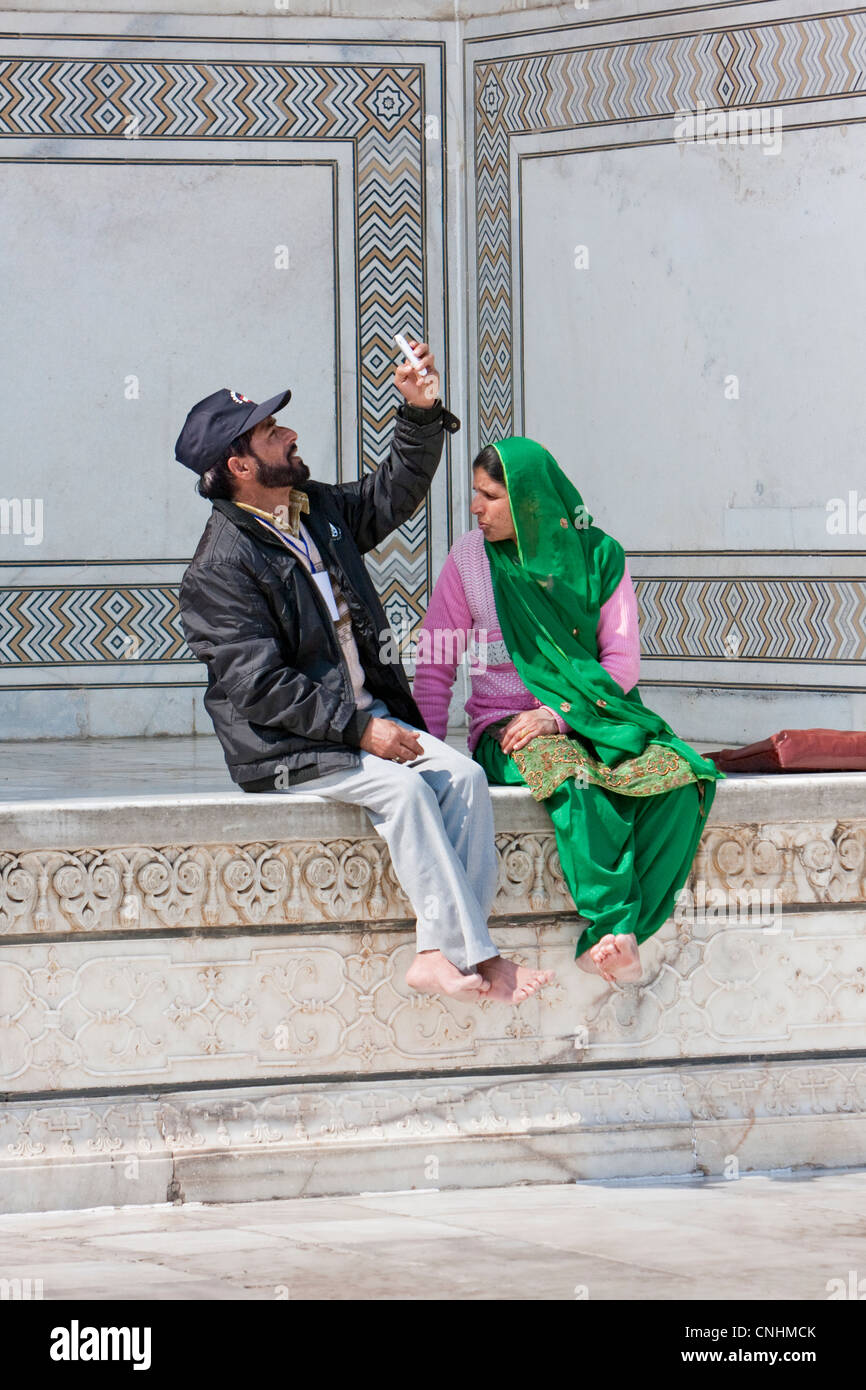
[{"left": 394, "top": 332, "right": 428, "bottom": 378}]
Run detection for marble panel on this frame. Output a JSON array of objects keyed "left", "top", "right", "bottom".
[
  {"left": 4, "top": 1057, "right": 866, "bottom": 1212},
  {"left": 1, "top": 906, "right": 864, "bottom": 1092}
]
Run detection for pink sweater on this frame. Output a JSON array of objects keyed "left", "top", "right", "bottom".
[{"left": 413, "top": 528, "right": 641, "bottom": 752}]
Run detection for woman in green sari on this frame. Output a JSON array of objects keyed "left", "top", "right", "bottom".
[{"left": 415, "top": 436, "right": 723, "bottom": 984}]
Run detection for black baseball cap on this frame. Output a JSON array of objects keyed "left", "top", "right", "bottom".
[{"left": 175, "top": 387, "right": 292, "bottom": 476}]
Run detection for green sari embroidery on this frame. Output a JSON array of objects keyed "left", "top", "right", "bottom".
[{"left": 485, "top": 718, "right": 701, "bottom": 804}]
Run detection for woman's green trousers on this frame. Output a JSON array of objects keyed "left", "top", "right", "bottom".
[{"left": 474, "top": 730, "right": 715, "bottom": 957}]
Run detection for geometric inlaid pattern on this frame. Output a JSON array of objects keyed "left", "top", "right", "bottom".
[
  {"left": 0, "top": 585, "right": 188, "bottom": 665},
  {"left": 474, "top": 12, "right": 866, "bottom": 442},
  {"left": 634, "top": 577, "right": 866, "bottom": 663},
  {"left": 3, "top": 575, "right": 864, "bottom": 665},
  {"left": 0, "top": 55, "right": 429, "bottom": 635}
]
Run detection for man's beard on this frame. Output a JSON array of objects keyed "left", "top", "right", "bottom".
[{"left": 252, "top": 450, "right": 310, "bottom": 490}]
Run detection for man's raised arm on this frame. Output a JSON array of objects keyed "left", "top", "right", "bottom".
[{"left": 329, "top": 340, "right": 460, "bottom": 553}]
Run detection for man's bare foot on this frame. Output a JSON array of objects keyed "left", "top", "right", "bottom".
[
  {"left": 406, "top": 950, "right": 491, "bottom": 999},
  {"left": 477, "top": 955, "right": 554, "bottom": 1005},
  {"left": 589, "top": 932, "right": 642, "bottom": 983}
]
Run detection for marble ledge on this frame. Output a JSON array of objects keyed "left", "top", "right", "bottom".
[{"left": 2, "top": 772, "right": 866, "bottom": 853}]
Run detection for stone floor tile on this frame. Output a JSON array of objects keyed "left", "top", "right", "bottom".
[
  {"left": 144, "top": 1233, "right": 691, "bottom": 1302},
  {"left": 0, "top": 1171, "right": 863, "bottom": 1301},
  {"left": 0, "top": 1201, "right": 225, "bottom": 1235},
  {"left": 86, "top": 1228, "right": 291, "bottom": 1256},
  {"left": 6, "top": 1261, "right": 221, "bottom": 1299},
  {"left": 207, "top": 1215, "right": 477, "bottom": 1247},
  {"left": 191, "top": 1196, "right": 414, "bottom": 1228}
]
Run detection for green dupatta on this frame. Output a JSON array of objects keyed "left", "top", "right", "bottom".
[{"left": 482, "top": 436, "right": 723, "bottom": 789}]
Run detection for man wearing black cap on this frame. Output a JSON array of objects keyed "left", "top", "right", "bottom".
[{"left": 176, "top": 344, "right": 553, "bottom": 1007}]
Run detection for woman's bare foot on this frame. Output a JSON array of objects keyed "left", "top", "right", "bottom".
[
  {"left": 590, "top": 932, "right": 642, "bottom": 983},
  {"left": 577, "top": 950, "right": 606, "bottom": 979},
  {"left": 477, "top": 955, "right": 554, "bottom": 1005},
  {"left": 406, "top": 950, "right": 491, "bottom": 999}
]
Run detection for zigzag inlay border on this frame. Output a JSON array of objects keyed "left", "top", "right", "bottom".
[
  {"left": 2, "top": 575, "right": 863, "bottom": 665},
  {"left": 635, "top": 576, "right": 866, "bottom": 662}
]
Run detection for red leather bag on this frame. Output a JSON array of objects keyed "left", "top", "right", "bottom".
[{"left": 707, "top": 729, "right": 866, "bottom": 774}]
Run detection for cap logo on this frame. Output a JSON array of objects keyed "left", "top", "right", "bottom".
[{"left": 229, "top": 390, "right": 252, "bottom": 404}]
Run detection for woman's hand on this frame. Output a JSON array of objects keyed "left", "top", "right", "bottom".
[{"left": 500, "top": 708, "right": 558, "bottom": 754}]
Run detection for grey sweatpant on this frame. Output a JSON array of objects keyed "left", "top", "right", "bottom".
[{"left": 269, "top": 699, "right": 500, "bottom": 972}]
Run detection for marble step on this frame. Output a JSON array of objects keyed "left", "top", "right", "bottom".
[{"left": 1, "top": 770, "right": 864, "bottom": 1211}]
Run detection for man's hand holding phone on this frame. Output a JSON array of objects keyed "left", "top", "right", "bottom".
[{"left": 394, "top": 338, "right": 440, "bottom": 408}]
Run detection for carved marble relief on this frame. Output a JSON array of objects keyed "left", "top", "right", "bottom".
[{"left": 2, "top": 820, "right": 864, "bottom": 939}]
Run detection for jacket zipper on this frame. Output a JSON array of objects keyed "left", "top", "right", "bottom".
[
  {"left": 225, "top": 509, "right": 359, "bottom": 709},
  {"left": 287, "top": 556, "right": 356, "bottom": 707}
]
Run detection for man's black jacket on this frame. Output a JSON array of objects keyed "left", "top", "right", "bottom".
[{"left": 179, "top": 399, "right": 460, "bottom": 790}]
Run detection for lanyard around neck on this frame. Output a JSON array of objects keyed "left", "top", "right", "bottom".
[
  {"left": 251, "top": 515, "right": 341, "bottom": 622},
  {"left": 254, "top": 516, "right": 317, "bottom": 569}
]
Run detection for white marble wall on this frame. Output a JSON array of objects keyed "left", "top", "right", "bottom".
[
  {"left": 2, "top": 0, "right": 864, "bottom": 744},
  {"left": 463, "top": 0, "right": 866, "bottom": 743},
  {"left": 519, "top": 126, "right": 866, "bottom": 556},
  {"left": 2, "top": 161, "right": 340, "bottom": 563},
  {"left": 0, "top": 11, "right": 462, "bottom": 740}
]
